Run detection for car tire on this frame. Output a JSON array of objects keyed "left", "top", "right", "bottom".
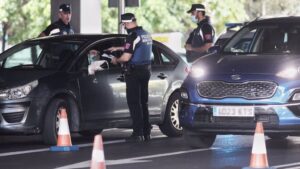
[
  {"left": 42, "top": 98, "right": 69, "bottom": 145},
  {"left": 79, "top": 129, "right": 103, "bottom": 137},
  {"left": 183, "top": 128, "right": 216, "bottom": 148},
  {"left": 159, "top": 92, "right": 183, "bottom": 137},
  {"left": 268, "top": 134, "right": 288, "bottom": 140}
]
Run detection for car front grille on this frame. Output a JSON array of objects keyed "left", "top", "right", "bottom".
[
  {"left": 2, "top": 112, "right": 25, "bottom": 123},
  {"left": 197, "top": 81, "right": 277, "bottom": 99}
]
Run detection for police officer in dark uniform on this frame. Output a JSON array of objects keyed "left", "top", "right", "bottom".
[
  {"left": 109, "top": 13, "right": 152, "bottom": 142},
  {"left": 39, "top": 4, "right": 74, "bottom": 37},
  {"left": 185, "top": 4, "right": 215, "bottom": 62}
]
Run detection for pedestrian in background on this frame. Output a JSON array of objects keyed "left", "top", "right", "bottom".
[
  {"left": 185, "top": 4, "right": 215, "bottom": 62},
  {"left": 39, "top": 3, "right": 74, "bottom": 37},
  {"left": 108, "top": 13, "right": 152, "bottom": 142}
]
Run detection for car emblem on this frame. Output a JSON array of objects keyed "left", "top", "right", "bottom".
[{"left": 231, "top": 74, "right": 241, "bottom": 80}]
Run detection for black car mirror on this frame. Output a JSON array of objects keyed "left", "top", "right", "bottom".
[{"left": 208, "top": 45, "right": 221, "bottom": 54}]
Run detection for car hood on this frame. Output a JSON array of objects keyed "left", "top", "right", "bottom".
[
  {"left": 195, "top": 53, "right": 300, "bottom": 75},
  {"left": 0, "top": 69, "right": 56, "bottom": 89}
]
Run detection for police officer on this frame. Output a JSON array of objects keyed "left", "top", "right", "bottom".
[
  {"left": 39, "top": 4, "right": 74, "bottom": 37},
  {"left": 185, "top": 4, "right": 215, "bottom": 62},
  {"left": 108, "top": 13, "right": 152, "bottom": 142}
]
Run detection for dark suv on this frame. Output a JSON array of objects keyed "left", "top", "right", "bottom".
[
  {"left": 180, "top": 16, "right": 300, "bottom": 148},
  {"left": 0, "top": 34, "right": 188, "bottom": 144}
]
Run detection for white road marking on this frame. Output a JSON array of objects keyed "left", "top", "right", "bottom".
[
  {"left": 286, "top": 167, "right": 300, "bottom": 169},
  {"left": 0, "top": 140, "right": 125, "bottom": 157},
  {"left": 0, "top": 135, "right": 166, "bottom": 157},
  {"left": 55, "top": 147, "right": 219, "bottom": 169},
  {"left": 273, "top": 162, "right": 300, "bottom": 169}
]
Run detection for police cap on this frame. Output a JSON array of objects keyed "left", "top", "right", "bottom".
[
  {"left": 59, "top": 4, "right": 71, "bottom": 13},
  {"left": 120, "top": 13, "right": 136, "bottom": 23},
  {"left": 187, "top": 4, "right": 205, "bottom": 13}
]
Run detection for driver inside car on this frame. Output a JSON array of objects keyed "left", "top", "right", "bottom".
[{"left": 87, "top": 49, "right": 109, "bottom": 75}]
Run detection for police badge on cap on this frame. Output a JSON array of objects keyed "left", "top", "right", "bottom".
[
  {"left": 120, "top": 13, "right": 136, "bottom": 23},
  {"left": 59, "top": 4, "right": 71, "bottom": 13}
]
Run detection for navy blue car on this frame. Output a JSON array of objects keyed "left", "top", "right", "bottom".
[{"left": 180, "top": 16, "right": 300, "bottom": 148}]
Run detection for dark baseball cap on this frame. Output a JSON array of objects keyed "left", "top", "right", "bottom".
[
  {"left": 187, "top": 4, "right": 205, "bottom": 13},
  {"left": 120, "top": 13, "right": 136, "bottom": 23},
  {"left": 59, "top": 4, "right": 71, "bottom": 13}
]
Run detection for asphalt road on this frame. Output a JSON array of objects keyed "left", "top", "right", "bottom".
[{"left": 1, "top": 126, "right": 300, "bottom": 169}]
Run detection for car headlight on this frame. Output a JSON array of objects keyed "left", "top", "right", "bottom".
[
  {"left": 276, "top": 68, "right": 299, "bottom": 79},
  {"left": 0, "top": 80, "right": 38, "bottom": 100},
  {"left": 190, "top": 66, "right": 205, "bottom": 78}
]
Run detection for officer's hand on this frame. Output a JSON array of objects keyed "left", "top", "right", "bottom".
[{"left": 111, "top": 56, "right": 118, "bottom": 65}]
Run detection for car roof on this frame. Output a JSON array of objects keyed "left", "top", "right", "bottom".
[
  {"left": 27, "top": 34, "right": 128, "bottom": 43},
  {"left": 249, "top": 16, "right": 300, "bottom": 26}
]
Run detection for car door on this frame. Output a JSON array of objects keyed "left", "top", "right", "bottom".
[
  {"left": 76, "top": 38, "right": 128, "bottom": 121},
  {"left": 148, "top": 42, "right": 179, "bottom": 117}
]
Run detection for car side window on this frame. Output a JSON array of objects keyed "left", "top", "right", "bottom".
[
  {"left": 151, "top": 44, "right": 177, "bottom": 66},
  {"left": 3, "top": 45, "right": 42, "bottom": 68},
  {"left": 157, "top": 48, "right": 177, "bottom": 65},
  {"left": 151, "top": 45, "right": 160, "bottom": 66},
  {"left": 73, "top": 38, "right": 124, "bottom": 72}
]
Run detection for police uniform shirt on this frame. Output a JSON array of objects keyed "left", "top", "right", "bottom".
[
  {"left": 123, "top": 26, "right": 152, "bottom": 65},
  {"left": 42, "top": 19, "right": 74, "bottom": 36},
  {"left": 186, "top": 18, "right": 214, "bottom": 48}
]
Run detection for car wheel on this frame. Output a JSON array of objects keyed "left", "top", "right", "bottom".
[
  {"left": 42, "top": 98, "right": 69, "bottom": 145},
  {"left": 183, "top": 128, "right": 216, "bottom": 148},
  {"left": 268, "top": 134, "right": 288, "bottom": 140},
  {"left": 79, "top": 129, "right": 103, "bottom": 137},
  {"left": 159, "top": 92, "right": 183, "bottom": 137}
]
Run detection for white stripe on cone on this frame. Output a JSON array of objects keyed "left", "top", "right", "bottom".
[
  {"left": 252, "top": 133, "right": 267, "bottom": 154},
  {"left": 92, "top": 150, "right": 105, "bottom": 163},
  {"left": 58, "top": 119, "right": 70, "bottom": 135}
]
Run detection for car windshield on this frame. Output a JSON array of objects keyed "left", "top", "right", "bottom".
[
  {"left": 0, "top": 40, "right": 83, "bottom": 70},
  {"left": 223, "top": 23, "right": 300, "bottom": 55}
]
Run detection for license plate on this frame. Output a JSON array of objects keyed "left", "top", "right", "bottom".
[{"left": 213, "top": 106, "right": 254, "bottom": 117}]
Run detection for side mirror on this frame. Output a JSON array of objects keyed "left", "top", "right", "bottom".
[{"left": 208, "top": 45, "right": 221, "bottom": 54}]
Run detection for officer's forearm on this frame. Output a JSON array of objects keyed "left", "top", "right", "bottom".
[{"left": 117, "top": 53, "right": 132, "bottom": 63}]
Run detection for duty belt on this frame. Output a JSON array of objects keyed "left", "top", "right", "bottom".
[{"left": 130, "top": 64, "right": 151, "bottom": 69}]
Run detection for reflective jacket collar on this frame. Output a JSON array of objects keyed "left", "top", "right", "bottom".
[
  {"left": 197, "top": 17, "right": 209, "bottom": 26},
  {"left": 57, "top": 19, "right": 71, "bottom": 28}
]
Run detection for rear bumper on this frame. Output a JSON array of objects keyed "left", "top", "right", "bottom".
[{"left": 180, "top": 101, "right": 300, "bottom": 135}]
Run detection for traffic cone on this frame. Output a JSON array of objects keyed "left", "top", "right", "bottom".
[
  {"left": 243, "top": 122, "right": 274, "bottom": 169},
  {"left": 90, "top": 134, "right": 106, "bottom": 169},
  {"left": 50, "top": 108, "right": 79, "bottom": 151}
]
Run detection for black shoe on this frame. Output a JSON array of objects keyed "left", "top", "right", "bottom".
[
  {"left": 144, "top": 134, "right": 151, "bottom": 141},
  {"left": 126, "top": 135, "right": 144, "bottom": 142}
]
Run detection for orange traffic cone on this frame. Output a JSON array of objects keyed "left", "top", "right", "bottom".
[
  {"left": 243, "top": 122, "right": 274, "bottom": 169},
  {"left": 90, "top": 134, "right": 106, "bottom": 169},
  {"left": 50, "top": 108, "right": 79, "bottom": 151}
]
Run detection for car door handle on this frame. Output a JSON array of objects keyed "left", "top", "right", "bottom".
[
  {"left": 117, "top": 75, "right": 125, "bottom": 82},
  {"left": 157, "top": 73, "right": 168, "bottom": 79}
]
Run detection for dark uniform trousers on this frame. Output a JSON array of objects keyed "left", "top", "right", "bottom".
[{"left": 125, "top": 65, "right": 151, "bottom": 136}]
